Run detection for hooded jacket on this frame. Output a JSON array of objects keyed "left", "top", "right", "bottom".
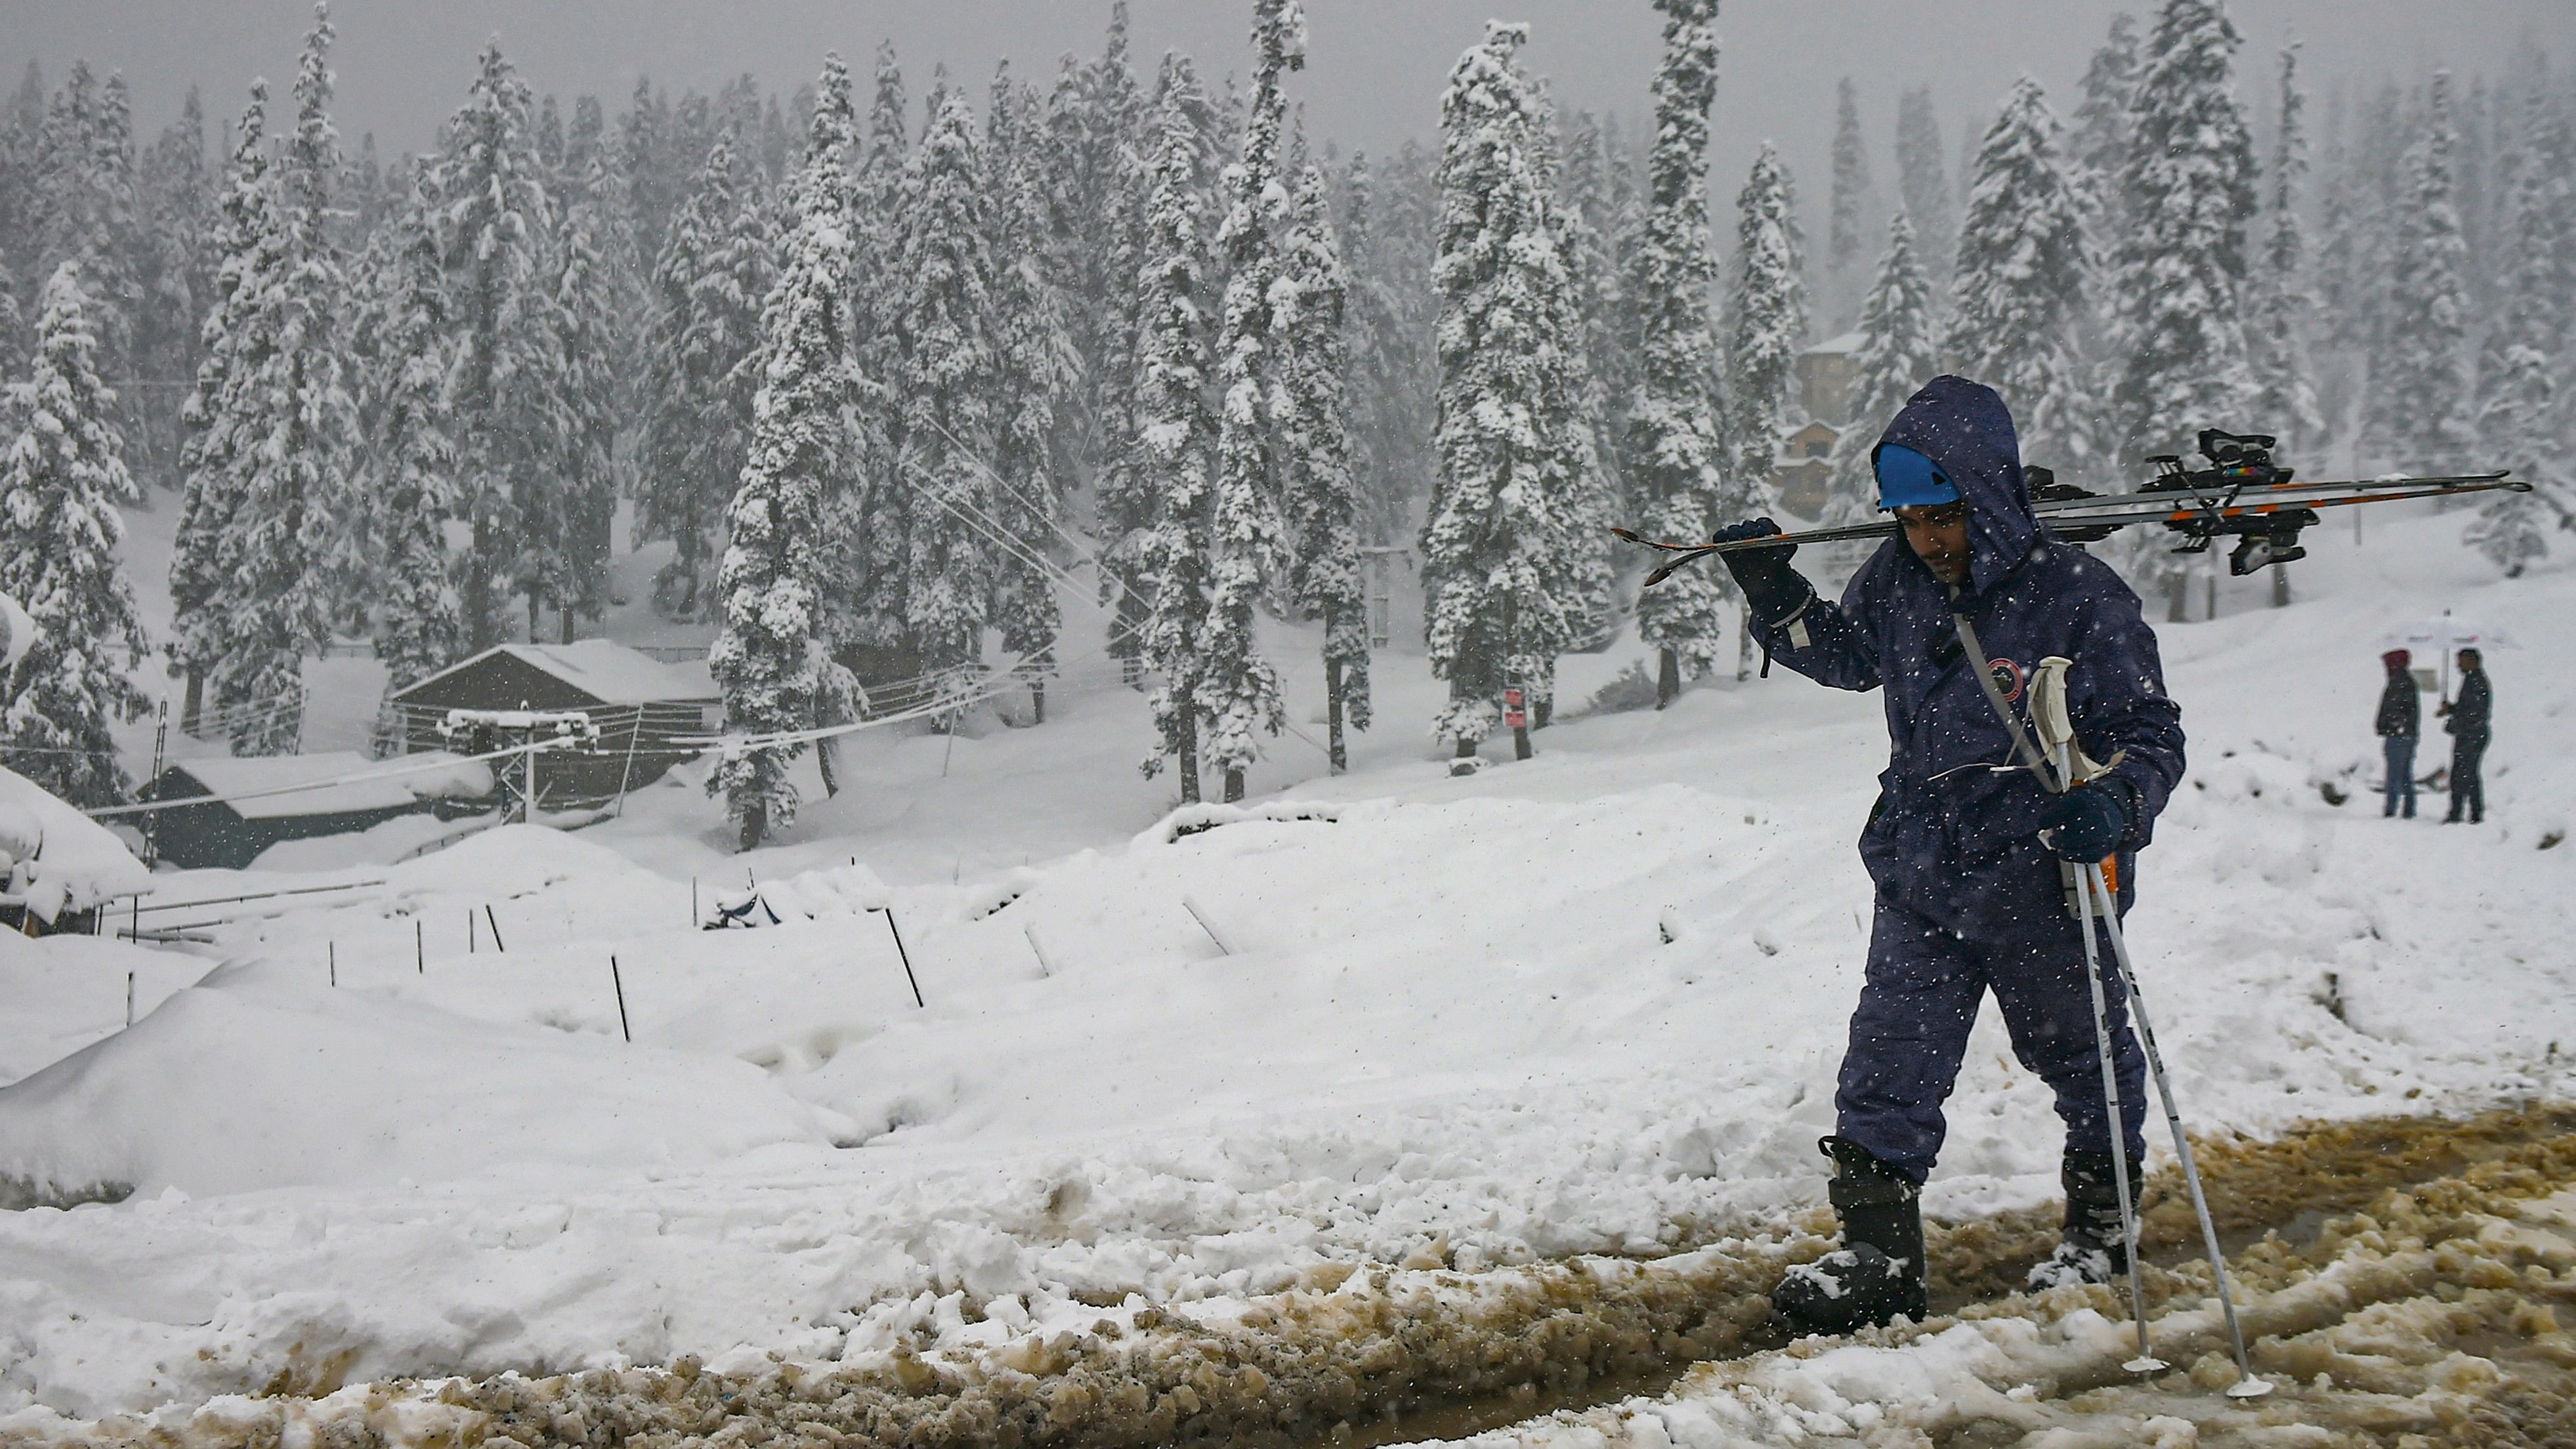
[{"left": 1750, "top": 376, "right": 2185, "bottom": 931}]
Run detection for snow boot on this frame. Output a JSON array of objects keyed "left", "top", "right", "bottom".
[
  {"left": 2027, "top": 1148, "right": 2146, "bottom": 1291},
  {"left": 1772, "top": 1136, "right": 1928, "bottom": 1335}
]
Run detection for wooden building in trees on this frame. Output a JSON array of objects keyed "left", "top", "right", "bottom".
[{"left": 384, "top": 641, "right": 719, "bottom": 810}]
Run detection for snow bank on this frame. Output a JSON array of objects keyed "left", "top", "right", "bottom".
[
  {"left": 0, "top": 971, "right": 849, "bottom": 1200},
  {"left": 0, "top": 933, "right": 207, "bottom": 1087}
]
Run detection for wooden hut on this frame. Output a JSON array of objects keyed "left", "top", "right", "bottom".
[
  {"left": 383, "top": 641, "right": 719, "bottom": 810},
  {"left": 137, "top": 752, "right": 486, "bottom": 870}
]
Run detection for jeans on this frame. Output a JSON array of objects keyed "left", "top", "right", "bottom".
[
  {"left": 2447, "top": 734, "right": 2488, "bottom": 822},
  {"left": 2382, "top": 736, "right": 2417, "bottom": 817}
]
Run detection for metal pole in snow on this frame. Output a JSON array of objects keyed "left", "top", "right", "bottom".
[
  {"left": 610, "top": 956, "right": 632, "bottom": 1042},
  {"left": 1024, "top": 924, "right": 1053, "bottom": 978},
  {"left": 125, "top": 971, "right": 135, "bottom": 1026},
  {"left": 415, "top": 918, "right": 424, "bottom": 974},
  {"left": 484, "top": 903, "right": 505, "bottom": 953},
  {"left": 469, "top": 908, "right": 476, "bottom": 953},
  {"left": 1181, "top": 896, "right": 1236, "bottom": 956},
  {"left": 875, "top": 908, "right": 923, "bottom": 1007},
  {"left": 329, "top": 940, "right": 337, "bottom": 988}
]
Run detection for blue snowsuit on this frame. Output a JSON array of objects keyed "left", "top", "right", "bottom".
[{"left": 1751, "top": 378, "right": 2184, "bottom": 1183}]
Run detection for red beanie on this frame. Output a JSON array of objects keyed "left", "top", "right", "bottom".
[{"left": 2382, "top": 649, "right": 2410, "bottom": 669}]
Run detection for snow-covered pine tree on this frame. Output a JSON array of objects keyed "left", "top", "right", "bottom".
[
  {"left": 1133, "top": 56, "right": 1223, "bottom": 801},
  {"left": 620, "top": 79, "right": 675, "bottom": 265},
  {"left": 1070, "top": 11, "right": 1160, "bottom": 688},
  {"left": 366, "top": 159, "right": 464, "bottom": 702},
  {"left": 1277, "top": 163, "right": 1368, "bottom": 771},
  {"left": 1338, "top": 149, "right": 1430, "bottom": 547},
  {"left": 1626, "top": 0, "right": 1731, "bottom": 709},
  {"left": 2360, "top": 70, "right": 2472, "bottom": 477},
  {"left": 2247, "top": 45, "right": 2323, "bottom": 453},
  {"left": 1202, "top": 0, "right": 1303, "bottom": 803},
  {"left": 2072, "top": 14, "right": 2142, "bottom": 229},
  {"left": 186, "top": 9, "right": 356, "bottom": 756},
  {"left": 846, "top": 43, "right": 916, "bottom": 664},
  {"left": 0, "top": 64, "right": 38, "bottom": 318},
  {"left": 1560, "top": 112, "right": 1639, "bottom": 520},
  {"left": 1827, "top": 77, "right": 1873, "bottom": 316},
  {"left": 1422, "top": 22, "right": 1592, "bottom": 754},
  {"left": 2110, "top": 0, "right": 2257, "bottom": 488},
  {"left": 637, "top": 132, "right": 763, "bottom": 618},
  {"left": 1893, "top": 87, "right": 1954, "bottom": 280},
  {"left": 707, "top": 54, "right": 863, "bottom": 850},
  {"left": 32, "top": 65, "right": 142, "bottom": 387},
  {"left": 439, "top": 41, "right": 565, "bottom": 652},
  {"left": 893, "top": 81, "right": 1003, "bottom": 719},
  {"left": 2478, "top": 86, "right": 2573, "bottom": 432},
  {"left": 0, "top": 264, "right": 150, "bottom": 805},
  {"left": 280, "top": 2, "right": 370, "bottom": 646},
  {"left": 1726, "top": 144, "right": 1808, "bottom": 511},
  {"left": 985, "top": 65, "right": 1078, "bottom": 723},
  {"left": 1949, "top": 78, "right": 2095, "bottom": 482},
  {"left": 1826, "top": 210, "right": 1940, "bottom": 539},
  {"left": 135, "top": 88, "right": 213, "bottom": 494},
  {"left": 167, "top": 85, "right": 274, "bottom": 738},
  {"left": 547, "top": 110, "right": 634, "bottom": 641},
  {"left": 2462, "top": 345, "right": 2556, "bottom": 576},
  {"left": 1725, "top": 142, "right": 1808, "bottom": 679}
]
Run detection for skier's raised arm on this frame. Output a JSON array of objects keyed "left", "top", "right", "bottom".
[{"left": 1708, "top": 518, "right": 1881, "bottom": 692}]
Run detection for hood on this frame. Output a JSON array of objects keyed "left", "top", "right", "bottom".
[{"left": 1873, "top": 375, "right": 2033, "bottom": 595}]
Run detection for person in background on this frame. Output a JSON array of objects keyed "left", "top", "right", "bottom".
[
  {"left": 2439, "top": 647, "right": 2492, "bottom": 824},
  {"left": 2375, "top": 649, "right": 2418, "bottom": 819}
]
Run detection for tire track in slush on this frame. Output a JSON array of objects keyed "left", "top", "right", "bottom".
[{"left": 11, "top": 1106, "right": 2572, "bottom": 1449}]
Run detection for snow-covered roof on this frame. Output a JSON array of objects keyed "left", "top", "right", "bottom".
[
  {"left": 159, "top": 752, "right": 491, "bottom": 821},
  {"left": 0, "top": 766, "right": 149, "bottom": 914},
  {"left": 1804, "top": 331, "right": 1866, "bottom": 356},
  {"left": 162, "top": 753, "right": 421, "bottom": 820},
  {"left": 396, "top": 640, "right": 718, "bottom": 707}
]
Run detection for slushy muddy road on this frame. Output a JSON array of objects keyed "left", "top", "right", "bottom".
[{"left": 13, "top": 1104, "right": 2573, "bottom": 1449}]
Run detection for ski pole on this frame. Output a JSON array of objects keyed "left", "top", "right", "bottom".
[
  {"left": 2062, "top": 743, "right": 2159, "bottom": 1373},
  {"left": 2079, "top": 862, "right": 2272, "bottom": 1399}
]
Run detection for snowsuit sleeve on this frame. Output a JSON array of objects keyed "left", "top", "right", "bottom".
[
  {"left": 2062, "top": 563, "right": 2185, "bottom": 847},
  {"left": 1750, "top": 558, "right": 1884, "bottom": 694}
]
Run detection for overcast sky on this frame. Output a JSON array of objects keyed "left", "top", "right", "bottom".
[{"left": 3, "top": 1, "right": 2567, "bottom": 201}]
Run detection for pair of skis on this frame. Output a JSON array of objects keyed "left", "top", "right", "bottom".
[{"left": 1616, "top": 471, "right": 2525, "bottom": 588}]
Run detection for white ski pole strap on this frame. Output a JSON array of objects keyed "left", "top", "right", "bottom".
[
  {"left": 2030, "top": 656, "right": 2122, "bottom": 785},
  {"left": 1951, "top": 610, "right": 2062, "bottom": 795}
]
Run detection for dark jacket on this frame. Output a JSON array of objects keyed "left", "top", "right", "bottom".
[
  {"left": 2446, "top": 669, "right": 2492, "bottom": 739},
  {"left": 1750, "top": 377, "right": 2186, "bottom": 934},
  {"left": 2375, "top": 672, "right": 2419, "bottom": 739}
]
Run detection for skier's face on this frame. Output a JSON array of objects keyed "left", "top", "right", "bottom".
[{"left": 1896, "top": 503, "right": 1971, "bottom": 586}]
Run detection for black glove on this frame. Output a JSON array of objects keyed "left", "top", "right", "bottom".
[
  {"left": 2038, "top": 782, "right": 2133, "bottom": 862},
  {"left": 1711, "top": 516, "right": 1813, "bottom": 624}
]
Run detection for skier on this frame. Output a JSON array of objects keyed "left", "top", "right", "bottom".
[
  {"left": 2438, "top": 647, "right": 2491, "bottom": 824},
  {"left": 1708, "top": 376, "right": 2185, "bottom": 1334},
  {"left": 2375, "top": 649, "right": 2419, "bottom": 819}
]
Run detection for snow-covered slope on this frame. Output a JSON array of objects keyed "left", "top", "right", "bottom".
[{"left": 1, "top": 505, "right": 2567, "bottom": 1423}]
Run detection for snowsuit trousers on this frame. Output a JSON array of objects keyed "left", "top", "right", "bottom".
[
  {"left": 1836, "top": 889, "right": 2149, "bottom": 1185},
  {"left": 2382, "top": 737, "right": 2417, "bottom": 818}
]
